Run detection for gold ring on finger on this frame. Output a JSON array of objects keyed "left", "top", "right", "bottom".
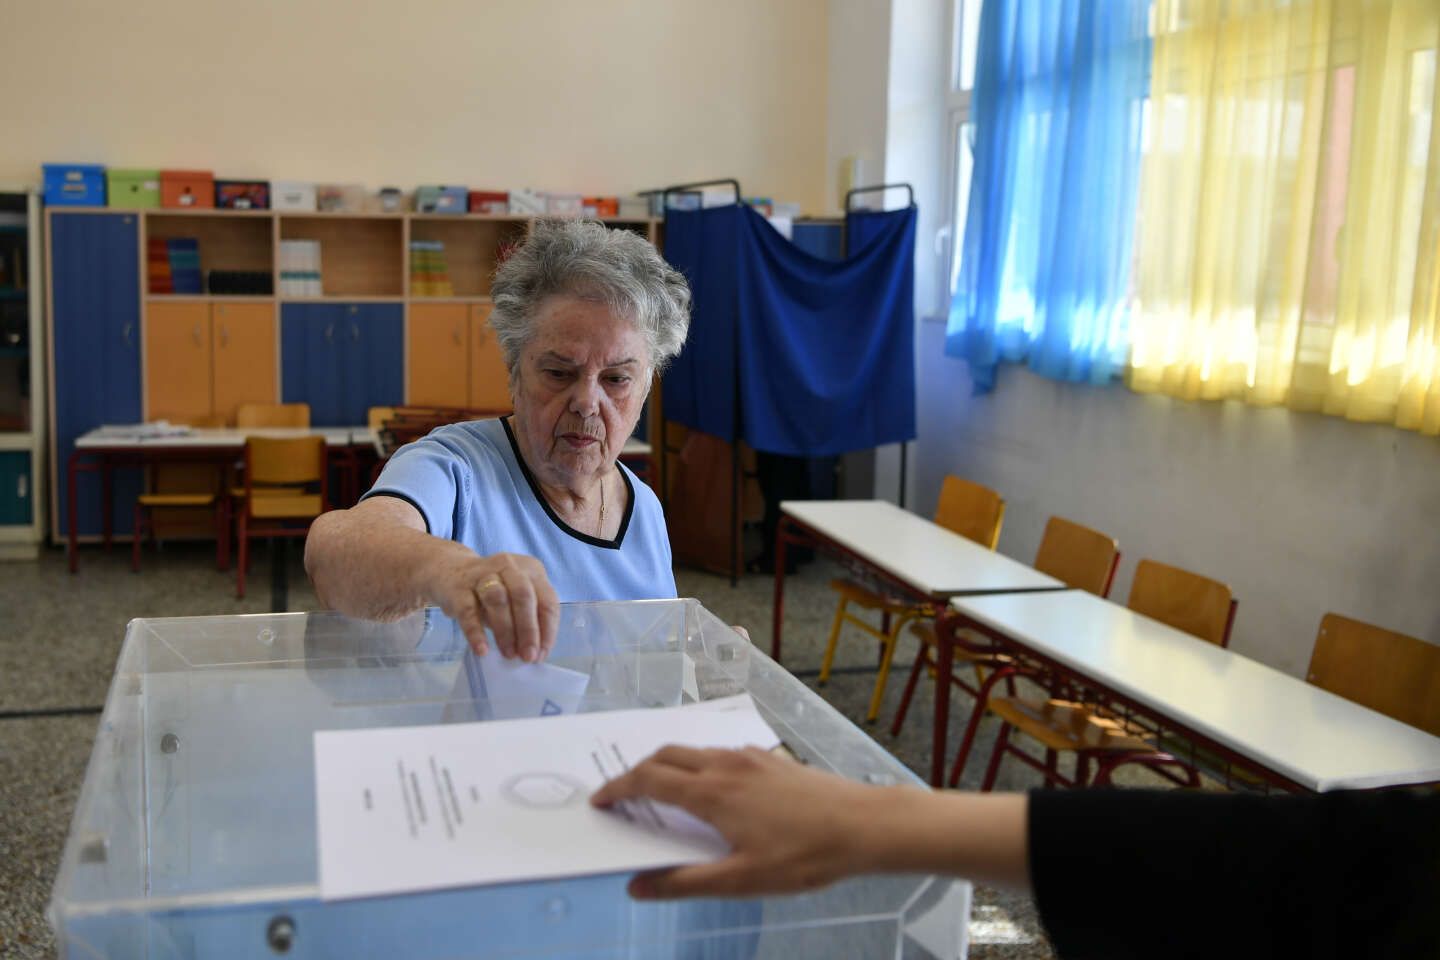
[{"left": 479, "top": 575, "right": 505, "bottom": 593}]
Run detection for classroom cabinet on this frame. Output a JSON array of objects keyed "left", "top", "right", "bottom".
[
  {"left": 407, "top": 302, "right": 510, "bottom": 409},
  {"left": 144, "top": 301, "right": 276, "bottom": 424},
  {"left": 0, "top": 452, "right": 33, "bottom": 525},
  {"left": 281, "top": 302, "right": 403, "bottom": 426},
  {"left": 49, "top": 211, "right": 143, "bottom": 539}
]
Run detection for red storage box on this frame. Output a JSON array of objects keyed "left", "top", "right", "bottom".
[
  {"left": 582, "top": 196, "right": 620, "bottom": 218},
  {"left": 161, "top": 170, "right": 215, "bottom": 209},
  {"left": 468, "top": 190, "right": 508, "bottom": 214}
]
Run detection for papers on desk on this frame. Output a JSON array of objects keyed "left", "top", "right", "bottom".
[
  {"left": 93, "top": 420, "right": 192, "bottom": 440},
  {"left": 314, "top": 693, "right": 780, "bottom": 901}
]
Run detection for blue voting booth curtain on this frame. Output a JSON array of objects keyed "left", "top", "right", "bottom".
[
  {"left": 946, "top": 0, "right": 1150, "bottom": 392},
  {"left": 664, "top": 205, "right": 917, "bottom": 457}
]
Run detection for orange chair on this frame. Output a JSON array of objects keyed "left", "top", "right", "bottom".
[
  {"left": 818, "top": 475, "right": 1005, "bottom": 723},
  {"left": 236, "top": 403, "right": 310, "bottom": 428},
  {"left": 892, "top": 515, "right": 1120, "bottom": 740},
  {"left": 1307, "top": 613, "right": 1440, "bottom": 736},
  {"left": 132, "top": 492, "right": 228, "bottom": 573},
  {"left": 235, "top": 436, "right": 328, "bottom": 598},
  {"left": 967, "top": 559, "right": 1236, "bottom": 791}
]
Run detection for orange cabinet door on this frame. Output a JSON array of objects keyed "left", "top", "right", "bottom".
[
  {"left": 469, "top": 304, "right": 512, "bottom": 412},
  {"left": 145, "top": 300, "right": 212, "bottom": 423},
  {"left": 212, "top": 302, "right": 277, "bottom": 425},
  {"left": 408, "top": 303, "right": 470, "bottom": 407}
]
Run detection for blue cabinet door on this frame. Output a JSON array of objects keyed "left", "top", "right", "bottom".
[
  {"left": 281, "top": 304, "right": 344, "bottom": 426},
  {"left": 0, "top": 451, "right": 32, "bottom": 525},
  {"left": 50, "top": 212, "right": 143, "bottom": 538},
  {"left": 339, "top": 303, "right": 404, "bottom": 425}
]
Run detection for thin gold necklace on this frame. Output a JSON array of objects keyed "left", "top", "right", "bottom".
[{"left": 597, "top": 473, "right": 606, "bottom": 537}]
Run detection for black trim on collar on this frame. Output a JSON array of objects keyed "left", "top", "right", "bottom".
[
  {"left": 359, "top": 490, "right": 433, "bottom": 535},
  {"left": 501, "top": 417, "right": 634, "bottom": 550}
]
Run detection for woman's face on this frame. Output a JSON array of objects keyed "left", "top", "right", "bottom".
[{"left": 510, "top": 296, "right": 649, "bottom": 490}]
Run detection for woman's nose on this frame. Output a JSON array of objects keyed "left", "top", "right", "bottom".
[{"left": 568, "top": 377, "right": 602, "bottom": 416}]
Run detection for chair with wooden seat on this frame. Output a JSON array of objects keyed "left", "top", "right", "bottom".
[
  {"left": 131, "top": 492, "right": 228, "bottom": 572},
  {"left": 236, "top": 403, "right": 311, "bottom": 428},
  {"left": 227, "top": 403, "right": 313, "bottom": 503},
  {"left": 235, "top": 435, "right": 328, "bottom": 598},
  {"left": 1307, "top": 613, "right": 1440, "bottom": 736},
  {"left": 969, "top": 558, "right": 1236, "bottom": 791},
  {"left": 890, "top": 515, "right": 1120, "bottom": 745},
  {"left": 818, "top": 474, "right": 1005, "bottom": 723}
]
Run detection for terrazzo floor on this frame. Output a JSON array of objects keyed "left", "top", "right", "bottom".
[{"left": 1, "top": 539, "right": 1073, "bottom": 959}]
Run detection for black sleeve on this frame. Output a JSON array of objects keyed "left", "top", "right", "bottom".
[{"left": 1028, "top": 787, "right": 1440, "bottom": 960}]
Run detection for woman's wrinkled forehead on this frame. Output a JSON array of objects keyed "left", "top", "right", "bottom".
[{"left": 524, "top": 297, "right": 648, "bottom": 369}]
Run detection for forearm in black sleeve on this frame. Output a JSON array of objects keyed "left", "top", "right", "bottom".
[{"left": 1028, "top": 787, "right": 1440, "bottom": 960}]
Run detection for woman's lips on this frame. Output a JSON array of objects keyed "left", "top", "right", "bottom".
[{"left": 560, "top": 434, "right": 598, "bottom": 450}]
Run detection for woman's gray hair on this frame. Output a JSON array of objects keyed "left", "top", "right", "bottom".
[{"left": 489, "top": 219, "right": 691, "bottom": 375}]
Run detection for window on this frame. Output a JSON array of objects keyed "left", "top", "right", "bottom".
[{"left": 939, "top": 0, "right": 983, "bottom": 309}]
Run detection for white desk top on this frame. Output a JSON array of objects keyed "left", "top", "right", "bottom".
[
  {"left": 620, "top": 438, "right": 652, "bottom": 456},
  {"left": 951, "top": 590, "right": 1440, "bottom": 791},
  {"left": 77, "top": 426, "right": 367, "bottom": 449},
  {"left": 781, "top": 500, "right": 1063, "bottom": 599}
]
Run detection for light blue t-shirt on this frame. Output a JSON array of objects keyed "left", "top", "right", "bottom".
[{"left": 362, "top": 417, "right": 676, "bottom": 601}]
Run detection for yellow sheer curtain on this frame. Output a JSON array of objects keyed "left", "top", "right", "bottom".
[{"left": 1129, "top": 0, "right": 1440, "bottom": 433}]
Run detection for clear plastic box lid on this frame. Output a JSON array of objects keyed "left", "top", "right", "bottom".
[{"left": 50, "top": 599, "right": 969, "bottom": 959}]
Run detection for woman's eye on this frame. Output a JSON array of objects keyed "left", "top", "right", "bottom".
[
  {"left": 544, "top": 369, "right": 569, "bottom": 381},
  {"left": 606, "top": 376, "right": 631, "bottom": 386}
]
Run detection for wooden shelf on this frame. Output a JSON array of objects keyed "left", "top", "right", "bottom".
[
  {"left": 146, "top": 294, "right": 274, "bottom": 303},
  {"left": 147, "top": 213, "right": 273, "bottom": 288},
  {"left": 280, "top": 216, "right": 404, "bottom": 298},
  {"left": 409, "top": 295, "right": 494, "bottom": 304},
  {"left": 279, "top": 295, "right": 404, "bottom": 303},
  {"left": 409, "top": 218, "right": 528, "bottom": 298}
]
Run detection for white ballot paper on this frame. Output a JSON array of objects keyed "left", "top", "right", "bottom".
[{"left": 314, "top": 693, "right": 780, "bottom": 901}]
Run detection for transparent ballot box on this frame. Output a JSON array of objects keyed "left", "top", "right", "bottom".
[{"left": 51, "top": 599, "right": 970, "bottom": 958}]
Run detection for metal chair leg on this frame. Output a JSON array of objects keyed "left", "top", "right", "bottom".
[
  {"left": 865, "top": 613, "right": 913, "bottom": 724},
  {"left": 236, "top": 513, "right": 248, "bottom": 599},
  {"left": 890, "top": 646, "right": 928, "bottom": 736},
  {"left": 981, "top": 722, "right": 1012, "bottom": 792},
  {"left": 818, "top": 596, "right": 849, "bottom": 686},
  {"left": 131, "top": 503, "right": 144, "bottom": 572}
]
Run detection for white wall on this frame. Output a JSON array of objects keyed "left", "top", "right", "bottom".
[
  {"left": 0, "top": 0, "right": 828, "bottom": 210},
  {"left": 876, "top": 0, "right": 949, "bottom": 508},
  {"left": 825, "top": 0, "right": 892, "bottom": 215},
  {"left": 913, "top": 319, "right": 1440, "bottom": 675}
]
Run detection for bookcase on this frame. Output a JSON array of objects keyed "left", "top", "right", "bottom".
[
  {"left": 45, "top": 207, "right": 662, "bottom": 543},
  {"left": 0, "top": 188, "right": 43, "bottom": 558}
]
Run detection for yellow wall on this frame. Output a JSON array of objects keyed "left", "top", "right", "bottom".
[{"left": 1, "top": 0, "right": 828, "bottom": 211}]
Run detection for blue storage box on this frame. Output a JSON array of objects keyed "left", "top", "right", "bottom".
[
  {"left": 43, "top": 164, "right": 106, "bottom": 207},
  {"left": 415, "top": 185, "right": 467, "bottom": 214}
]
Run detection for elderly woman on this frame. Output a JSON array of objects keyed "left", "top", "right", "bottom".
[{"left": 305, "top": 220, "right": 690, "bottom": 663}]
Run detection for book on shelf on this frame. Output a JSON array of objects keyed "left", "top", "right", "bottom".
[
  {"left": 408, "top": 240, "right": 453, "bottom": 297},
  {"left": 279, "top": 240, "right": 323, "bottom": 297},
  {"left": 146, "top": 237, "right": 172, "bottom": 294},
  {"left": 147, "top": 237, "right": 203, "bottom": 295}
]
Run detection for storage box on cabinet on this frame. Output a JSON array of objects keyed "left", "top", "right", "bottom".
[
  {"left": 160, "top": 170, "right": 215, "bottom": 209},
  {"left": 106, "top": 169, "right": 161, "bottom": 209},
  {"left": 44, "top": 164, "right": 106, "bottom": 206}
]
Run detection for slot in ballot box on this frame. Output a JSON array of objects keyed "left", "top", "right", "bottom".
[{"left": 50, "top": 599, "right": 970, "bottom": 959}]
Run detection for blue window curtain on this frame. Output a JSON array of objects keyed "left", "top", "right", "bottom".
[{"left": 946, "top": 0, "right": 1151, "bottom": 391}]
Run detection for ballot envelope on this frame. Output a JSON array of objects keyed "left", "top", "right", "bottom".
[{"left": 50, "top": 599, "right": 971, "bottom": 958}]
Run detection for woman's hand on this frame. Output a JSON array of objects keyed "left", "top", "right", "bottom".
[
  {"left": 589, "top": 745, "right": 890, "bottom": 899},
  {"left": 427, "top": 550, "right": 560, "bottom": 662}
]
